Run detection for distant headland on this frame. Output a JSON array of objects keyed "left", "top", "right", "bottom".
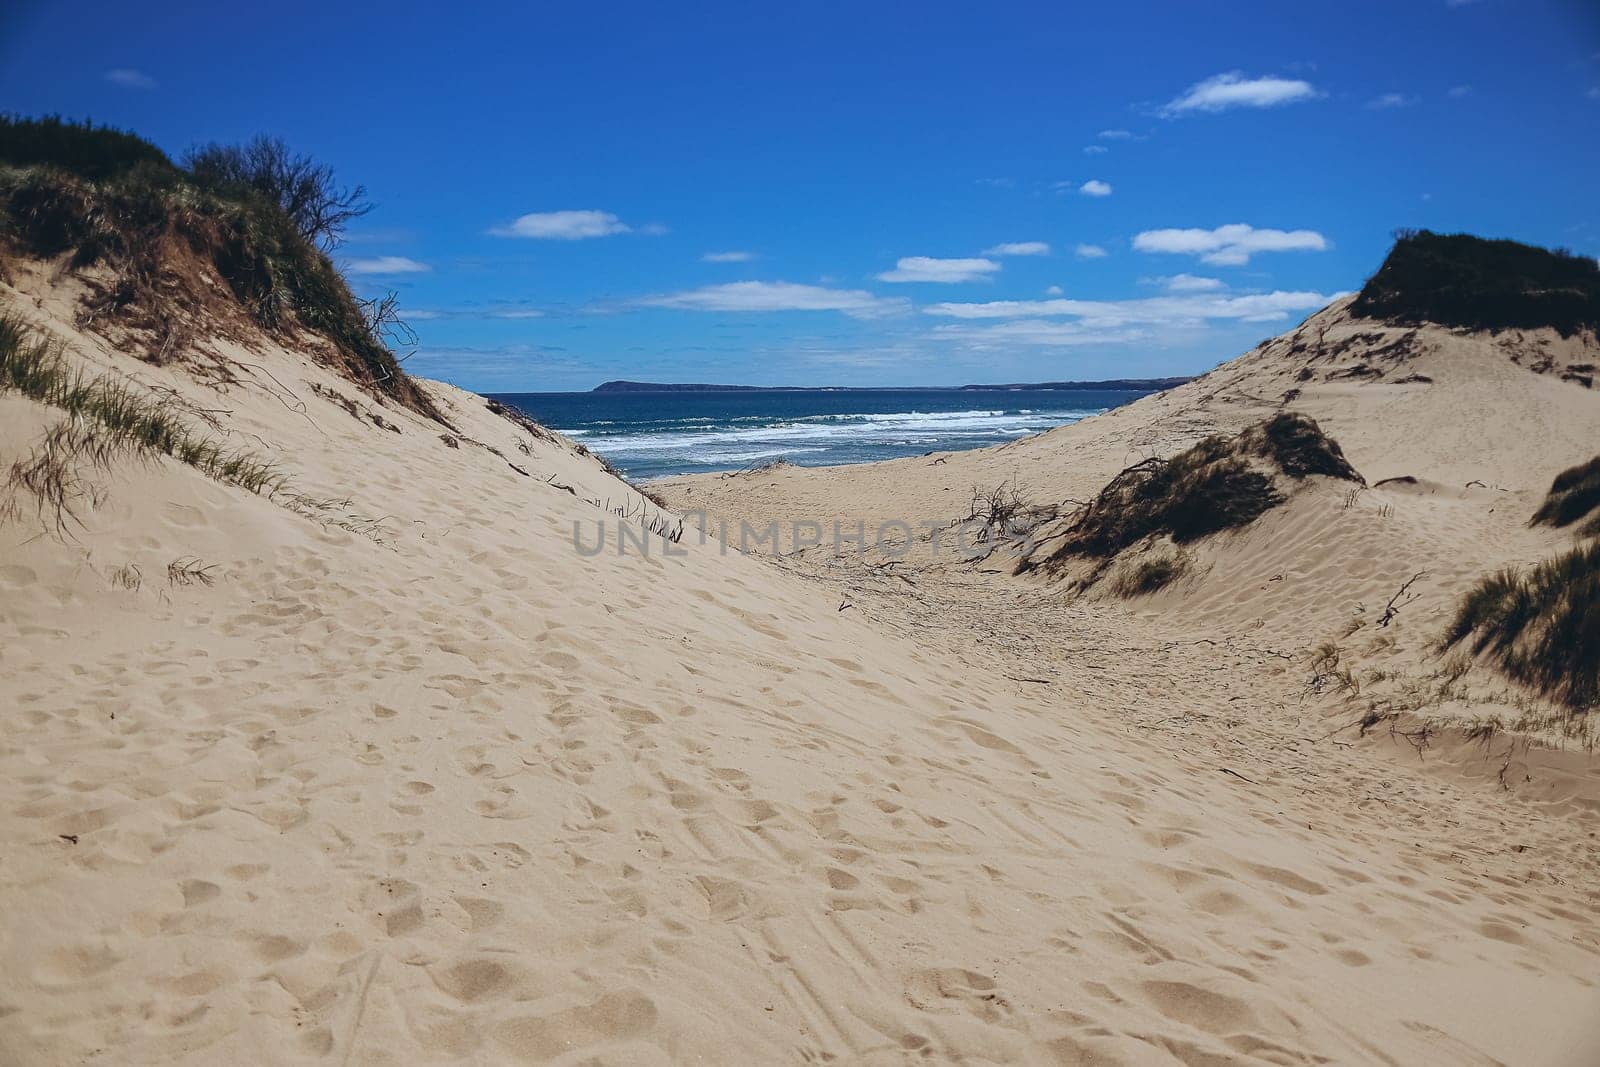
[{"left": 590, "top": 377, "right": 1193, "bottom": 394}]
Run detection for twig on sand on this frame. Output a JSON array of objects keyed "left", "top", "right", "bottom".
[
  {"left": 1218, "top": 767, "right": 1258, "bottom": 785},
  {"left": 1377, "top": 571, "right": 1426, "bottom": 627}
]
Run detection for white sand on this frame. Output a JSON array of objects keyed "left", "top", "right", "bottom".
[{"left": 3, "top": 270, "right": 1599, "bottom": 1064}]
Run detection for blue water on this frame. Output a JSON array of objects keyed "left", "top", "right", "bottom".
[{"left": 489, "top": 388, "right": 1154, "bottom": 481}]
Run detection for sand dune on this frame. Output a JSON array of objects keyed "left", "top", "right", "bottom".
[{"left": 4, "top": 255, "right": 1600, "bottom": 1067}]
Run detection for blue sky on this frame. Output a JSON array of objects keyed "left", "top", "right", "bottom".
[{"left": 4, "top": 1, "right": 1598, "bottom": 390}]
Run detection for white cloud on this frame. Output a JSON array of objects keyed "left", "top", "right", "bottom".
[
  {"left": 408, "top": 305, "right": 543, "bottom": 320},
  {"left": 637, "top": 281, "right": 906, "bottom": 318},
  {"left": 104, "top": 68, "right": 157, "bottom": 90},
  {"left": 1588, "top": 87, "right": 1600, "bottom": 101},
  {"left": 1083, "top": 144, "right": 1108, "bottom": 155},
  {"left": 1367, "top": 92, "right": 1419, "bottom": 109},
  {"left": 344, "top": 256, "right": 431, "bottom": 275},
  {"left": 1075, "top": 244, "right": 1108, "bottom": 259},
  {"left": 1099, "top": 129, "right": 1134, "bottom": 140},
  {"left": 1132, "top": 223, "right": 1328, "bottom": 265},
  {"left": 491, "top": 210, "right": 631, "bottom": 239},
  {"left": 1046, "top": 285, "right": 1064, "bottom": 296},
  {"left": 876, "top": 256, "right": 1001, "bottom": 283},
  {"left": 1164, "top": 273, "right": 1225, "bottom": 292},
  {"left": 1161, "top": 72, "right": 1319, "bottom": 116},
  {"left": 1448, "top": 85, "right": 1472, "bottom": 98},
  {"left": 982, "top": 241, "right": 1050, "bottom": 257},
  {"left": 923, "top": 289, "right": 1339, "bottom": 327},
  {"left": 933, "top": 320, "right": 1150, "bottom": 348},
  {"left": 702, "top": 251, "right": 755, "bottom": 262},
  {"left": 1079, "top": 180, "right": 1113, "bottom": 197}
]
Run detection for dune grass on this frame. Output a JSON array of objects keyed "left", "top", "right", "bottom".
[
  {"left": 1108, "top": 552, "right": 1188, "bottom": 598},
  {"left": 1, "top": 312, "right": 283, "bottom": 528},
  {"left": 1530, "top": 454, "right": 1600, "bottom": 535},
  {"left": 1442, "top": 543, "right": 1600, "bottom": 710}
]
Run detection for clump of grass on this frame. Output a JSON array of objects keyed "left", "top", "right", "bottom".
[
  {"left": 0, "top": 312, "right": 283, "bottom": 527},
  {"left": 166, "top": 556, "right": 217, "bottom": 586},
  {"left": 1351, "top": 229, "right": 1600, "bottom": 337},
  {"left": 1109, "top": 552, "right": 1188, "bottom": 597},
  {"left": 1442, "top": 543, "right": 1600, "bottom": 709},
  {"left": 1530, "top": 454, "right": 1600, "bottom": 535},
  {"left": 1240, "top": 412, "right": 1363, "bottom": 481},
  {"left": 108, "top": 562, "right": 142, "bottom": 590},
  {"left": 4, "top": 418, "right": 121, "bottom": 532}
]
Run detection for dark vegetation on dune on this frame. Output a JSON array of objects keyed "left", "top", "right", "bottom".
[
  {"left": 0, "top": 115, "right": 439, "bottom": 421},
  {"left": 1352, "top": 230, "right": 1600, "bottom": 337},
  {"left": 1020, "top": 413, "right": 1361, "bottom": 576},
  {"left": 1530, "top": 454, "right": 1600, "bottom": 536},
  {"left": 1443, "top": 543, "right": 1600, "bottom": 710},
  {"left": 1437, "top": 454, "right": 1600, "bottom": 712}
]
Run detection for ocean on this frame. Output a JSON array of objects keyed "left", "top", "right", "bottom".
[{"left": 488, "top": 387, "right": 1155, "bottom": 481}]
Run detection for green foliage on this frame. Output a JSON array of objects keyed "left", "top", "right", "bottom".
[
  {"left": 0, "top": 114, "right": 174, "bottom": 179},
  {"left": 1443, "top": 544, "right": 1600, "bottom": 709},
  {"left": 1352, "top": 229, "right": 1600, "bottom": 337},
  {"left": 0, "top": 118, "right": 437, "bottom": 420},
  {"left": 1530, "top": 455, "right": 1600, "bottom": 536}
]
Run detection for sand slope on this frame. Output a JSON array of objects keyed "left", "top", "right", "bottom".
[{"left": 3, "top": 274, "right": 1600, "bottom": 1065}]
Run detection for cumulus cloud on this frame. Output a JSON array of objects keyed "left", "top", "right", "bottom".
[
  {"left": 104, "top": 68, "right": 158, "bottom": 90},
  {"left": 982, "top": 241, "right": 1051, "bottom": 257},
  {"left": 1046, "top": 285, "right": 1064, "bottom": 296},
  {"left": 1161, "top": 72, "right": 1319, "bottom": 116},
  {"left": 1132, "top": 223, "right": 1328, "bottom": 266},
  {"left": 1164, "top": 273, "right": 1225, "bottom": 292},
  {"left": 1367, "top": 92, "right": 1419, "bottom": 109},
  {"left": 344, "top": 256, "right": 431, "bottom": 275},
  {"left": 876, "top": 256, "right": 1001, "bottom": 283},
  {"left": 1083, "top": 144, "right": 1108, "bottom": 155},
  {"left": 637, "top": 281, "right": 906, "bottom": 318},
  {"left": 923, "top": 289, "right": 1338, "bottom": 327},
  {"left": 1075, "top": 244, "right": 1108, "bottom": 259},
  {"left": 702, "top": 251, "right": 755, "bottom": 262},
  {"left": 491, "top": 210, "right": 632, "bottom": 239},
  {"left": 1079, "top": 180, "right": 1113, "bottom": 197}
]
